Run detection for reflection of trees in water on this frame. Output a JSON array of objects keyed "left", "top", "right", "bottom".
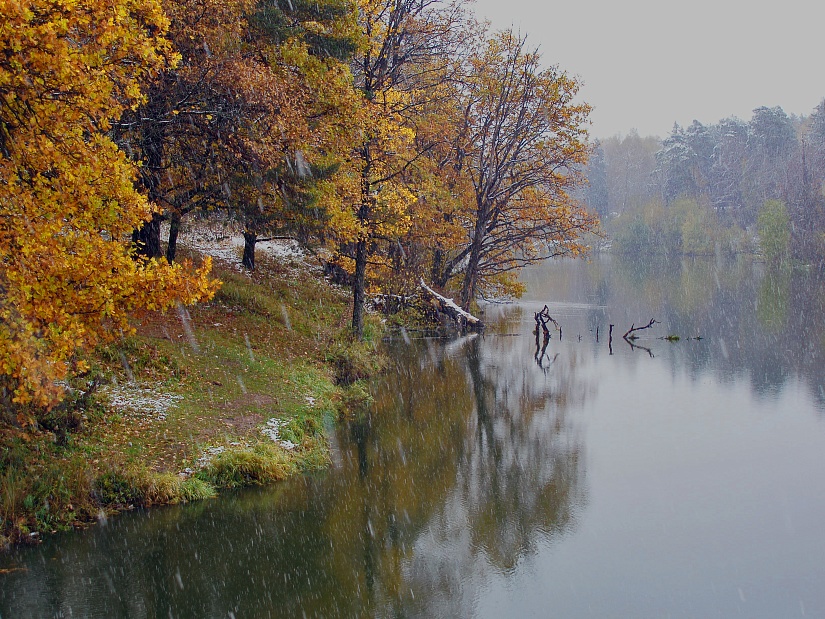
[
  {"left": 757, "top": 268, "right": 790, "bottom": 332},
  {"left": 527, "top": 252, "right": 825, "bottom": 410},
  {"left": 399, "top": 332, "right": 589, "bottom": 617},
  {"left": 0, "top": 482, "right": 351, "bottom": 619},
  {"left": 316, "top": 340, "right": 479, "bottom": 618},
  {"left": 465, "top": 336, "right": 585, "bottom": 568}
]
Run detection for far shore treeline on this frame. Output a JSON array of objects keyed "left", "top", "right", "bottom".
[
  {"left": 585, "top": 105, "right": 825, "bottom": 262},
  {"left": 1, "top": 0, "right": 597, "bottom": 416}
]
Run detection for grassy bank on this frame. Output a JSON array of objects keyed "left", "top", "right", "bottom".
[{"left": 1, "top": 243, "right": 383, "bottom": 548}]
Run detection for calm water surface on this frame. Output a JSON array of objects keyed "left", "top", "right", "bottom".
[{"left": 3, "top": 255, "right": 825, "bottom": 618}]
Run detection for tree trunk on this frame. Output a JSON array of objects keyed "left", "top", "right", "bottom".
[
  {"left": 132, "top": 213, "right": 163, "bottom": 259},
  {"left": 242, "top": 230, "right": 257, "bottom": 270},
  {"left": 459, "top": 218, "right": 486, "bottom": 310},
  {"left": 351, "top": 238, "right": 368, "bottom": 338},
  {"left": 133, "top": 118, "right": 165, "bottom": 260},
  {"left": 351, "top": 157, "right": 372, "bottom": 340},
  {"left": 420, "top": 280, "right": 483, "bottom": 331},
  {"left": 431, "top": 248, "right": 448, "bottom": 289},
  {"left": 166, "top": 210, "right": 181, "bottom": 263}
]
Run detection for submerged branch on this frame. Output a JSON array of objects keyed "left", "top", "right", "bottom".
[
  {"left": 623, "top": 318, "right": 659, "bottom": 341},
  {"left": 419, "top": 280, "right": 483, "bottom": 331},
  {"left": 534, "top": 305, "right": 561, "bottom": 340}
]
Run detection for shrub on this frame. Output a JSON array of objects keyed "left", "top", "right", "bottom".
[{"left": 196, "top": 444, "right": 297, "bottom": 489}]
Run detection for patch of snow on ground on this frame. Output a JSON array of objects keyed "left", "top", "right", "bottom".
[
  {"left": 195, "top": 445, "right": 226, "bottom": 469},
  {"left": 181, "top": 226, "right": 243, "bottom": 269},
  {"left": 255, "top": 238, "right": 306, "bottom": 261},
  {"left": 167, "top": 220, "right": 313, "bottom": 273},
  {"left": 180, "top": 442, "right": 249, "bottom": 477},
  {"left": 262, "top": 418, "right": 297, "bottom": 450},
  {"left": 102, "top": 384, "right": 182, "bottom": 421}
]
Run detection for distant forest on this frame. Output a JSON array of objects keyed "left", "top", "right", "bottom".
[{"left": 583, "top": 102, "right": 825, "bottom": 263}]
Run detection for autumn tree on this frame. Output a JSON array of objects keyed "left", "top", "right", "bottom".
[
  {"left": 351, "top": 6, "right": 475, "bottom": 300},
  {"left": 116, "top": 0, "right": 262, "bottom": 261},
  {"left": 337, "top": 0, "right": 465, "bottom": 337},
  {"left": 429, "top": 29, "right": 596, "bottom": 309},
  {"left": 118, "top": 0, "right": 356, "bottom": 265},
  {"left": 0, "top": 0, "right": 218, "bottom": 415},
  {"left": 235, "top": 0, "right": 363, "bottom": 270}
]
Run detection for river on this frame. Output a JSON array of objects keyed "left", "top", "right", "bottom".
[{"left": 3, "top": 254, "right": 825, "bottom": 618}]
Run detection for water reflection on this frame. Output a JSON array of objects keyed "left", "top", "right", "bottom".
[
  {"left": 400, "top": 331, "right": 588, "bottom": 617},
  {"left": 522, "top": 254, "right": 825, "bottom": 411}
]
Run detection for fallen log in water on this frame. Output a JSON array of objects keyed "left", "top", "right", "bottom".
[{"left": 419, "top": 279, "right": 483, "bottom": 331}]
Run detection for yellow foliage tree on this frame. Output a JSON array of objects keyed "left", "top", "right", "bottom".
[
  {"left": 329, "top": 0, "right": 466, "bottom": 337},
  {"left": 0, "top": 0, "right": 218, "bottom": 415}
]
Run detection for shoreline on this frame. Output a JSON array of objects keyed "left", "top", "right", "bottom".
[{"left": 1, "top": 225, "right": 383, "bottom": 549}]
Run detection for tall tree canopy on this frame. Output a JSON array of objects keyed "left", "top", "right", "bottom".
[
  {"left": 429, "top": 29, "right": 595, "bottom": 308},
  {"left": 117, "top": 0, "right": 338, "bottom": 263},
  {"left": 333, "top": 0, "right": 465, "bottom": 336}
]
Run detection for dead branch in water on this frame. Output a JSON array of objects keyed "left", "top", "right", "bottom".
[
  {"left": 623, "top": 318, "right": 659, "bottom": 340},
  {"left": 534, "top": 305, "right": 561, "bottom": 339},
  {"left": 609, "top": 324, "right": 614, "bottom": 355}
]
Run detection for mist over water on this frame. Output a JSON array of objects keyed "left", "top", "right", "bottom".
[{"left": 3, "top": 254, "right": 825, "bottom": 618}]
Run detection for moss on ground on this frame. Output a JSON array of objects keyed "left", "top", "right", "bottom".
[{"left": 1, "top": 247, "right": 384, "bottom": 548}]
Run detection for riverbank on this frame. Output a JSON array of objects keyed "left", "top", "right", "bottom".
[{"left": 0, "top": 228, "right": 383, "bottom": 548}]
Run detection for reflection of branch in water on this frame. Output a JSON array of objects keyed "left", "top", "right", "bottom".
[
  {"left": 624, "top": 337, "right": 654, "bottom": 358},
  {"left": 537, "top": 349, "right": 559, "bottom": 371},
  {"left": 534, "top": 324, "right": 559, "bottom": 371},
  {"left": 443, "top": 333, "right": 479, "bottom": 358}
]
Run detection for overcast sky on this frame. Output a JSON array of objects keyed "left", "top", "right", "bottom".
[{"left": 470, "top": 0, "right": 823, "bottom": 139}]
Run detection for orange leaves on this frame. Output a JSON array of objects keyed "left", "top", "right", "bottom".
[
  {"left": 163, "top": 0, "right": 253, "bottom": 59},
  {"left": 0, "top": 0, "right": 217, "bottom": 412},
  {"left": 0, "top": 0, "right": 172, "bottom": 123},
  {"left": 411, "top": 26, "right": 597, "bottom": 307}
]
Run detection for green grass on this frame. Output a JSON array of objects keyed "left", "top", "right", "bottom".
[
  {"left": 1, "top": 244, "right": 385, "bottom": 548},
  {"left": 195, "top": 443, "right": 297, "bottom": 489},
  {"left": 93, "top": 467, "right": 218, "bottom": 506}
]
